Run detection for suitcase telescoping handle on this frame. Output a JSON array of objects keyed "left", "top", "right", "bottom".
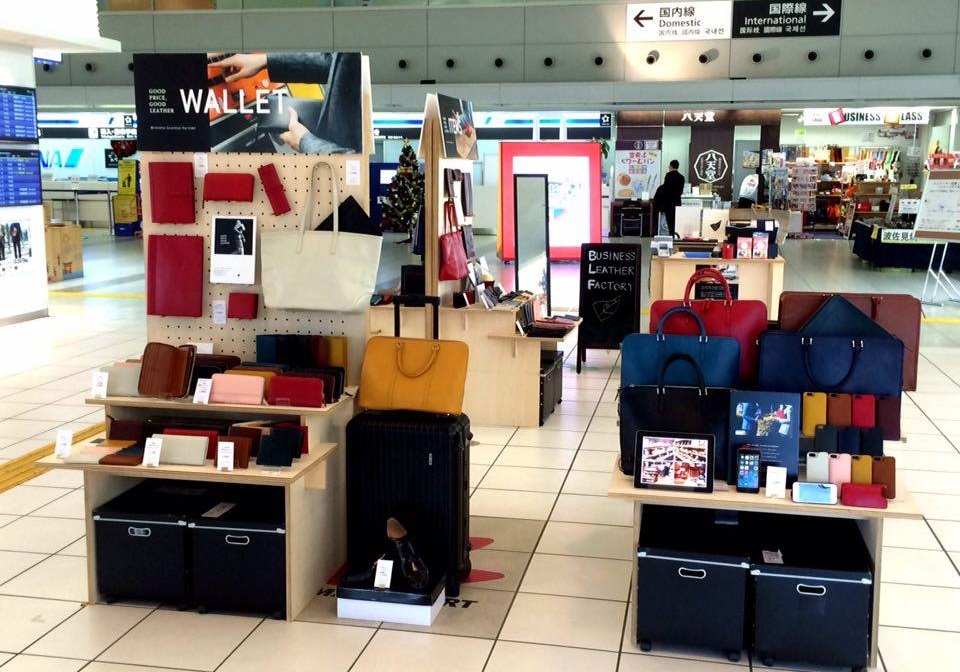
[{"left": 393, "top": 295, "right": 440, "bottom": 340}]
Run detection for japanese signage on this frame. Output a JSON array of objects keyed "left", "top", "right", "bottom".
[
  {"left": 626, "top": 2, "right": 732, "bottom": 42},
  {"left": 732, "top": 1, "right": 842, "bottom": 38},
  {"left": 614, "top": 150, "right": 661, "bottom": 199},
  {"left": 879, "top": 228, "right": 917, "bottom": 243},
  {"left": 801, "top": 107, "right": 930, "bottom": 126},
  {"left": 694, "top": 149, "right": 729, "bottom": 184},
  {"left": 677, "top": 110, "right": 716, "bottom": 124}
]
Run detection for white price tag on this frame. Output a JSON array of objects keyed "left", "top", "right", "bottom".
[
  {"left": 194, "top": 152, "right": 208, "bottom": 177},
  {"left": 193, "top": 378, "right": 213, "bottom": 405},
  {"left": 374, "top": 558, "right": 393, "bottom": 590},
  {"left": 54, "top": 429, "right": 73, "bottom": 459},
  {"left": 188, "top": 342, "right": 215, "bottom": 355},
  {"left": 217, "top": 441, "right": 235, "bottom": 471},
  {"left": 765, "top": 466, "right": 787, "bottom": 499},
  {"left": 762, "top": 549, "right": 784, "bottom": 565},
  {"left": 212, "top": 300, "right": 227, "bottom": 325},
  {"left": 346, "top": 160, "right": 361, "bottom": 186},
  {"left": 91, "top": 371, "right": 109, "bottom": 399},
  {"left": 142, "top": 437, "right": 163, "bottom": 467}
]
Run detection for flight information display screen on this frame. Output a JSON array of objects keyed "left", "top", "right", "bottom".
[
  {"left": 0, "top": 150, "right": 42, "bottom": 207},
  {"left": 0, "top": 85, "right": 38, "bottom": 142}
]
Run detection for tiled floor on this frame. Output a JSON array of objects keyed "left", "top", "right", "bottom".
[{"left": 0, "top": 232, "right": 958, "bottom": 670}]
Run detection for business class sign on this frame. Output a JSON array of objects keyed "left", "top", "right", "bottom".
[{"left": 801, "top": 107, "right": 931, "bottom": 126}]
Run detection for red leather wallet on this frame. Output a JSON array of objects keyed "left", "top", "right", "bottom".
[
  {"left": 851, "top": 394, "right": 876, "bottom": 429},
  {"left": 258, "top": 163, "right": 291, "bottom": 215},
  {"left": 227, "top": 293, "right": 259, "bottom": 319},
  {"left": 203, "top": 172, "right": 255, "bottom": 202},
  {"left": 840, "top": 483, "right": 888, "bottom": 509},
  {"left": 164, "top": 428, "right": 220, "bottom": 460},
  {"left": 149, "top": 162, "right": 195, "bottom": 224},
  {"left": 267, "top": 375, "right": 325, "bottom": 408},
  {"left": 147, "top": 235, "right": 204, "bottom": 317}
]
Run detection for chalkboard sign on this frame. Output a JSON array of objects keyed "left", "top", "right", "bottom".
[{"left": 577, "top": 243, "right": 642, "bottom": 373}]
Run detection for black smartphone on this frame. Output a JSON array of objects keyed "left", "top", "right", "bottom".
[{"left": 736, "top": 447, "right": 761, "bottom": 494}]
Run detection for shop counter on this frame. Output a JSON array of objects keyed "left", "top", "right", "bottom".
[
  {"left": 649, "top": 253, "right": 786, "bottom": 320},
  {"left": 851, "top": 220, "right": 960, "bottom": 272}
]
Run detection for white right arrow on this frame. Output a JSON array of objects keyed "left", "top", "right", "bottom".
[{"left": 813, "top": 3, "right": 835, "bottom": 23}]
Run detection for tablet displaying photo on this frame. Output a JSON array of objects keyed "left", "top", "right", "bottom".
[{"left": 634, "top": 431, "right": 714, "bottom": 493}]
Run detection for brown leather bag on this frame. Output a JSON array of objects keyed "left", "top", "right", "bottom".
[
  {"left": 137, "top": 343, "right": 197, "bottom": 398},
  {"left": 778, "top": 292, "right": 921, "bottom": 390}
]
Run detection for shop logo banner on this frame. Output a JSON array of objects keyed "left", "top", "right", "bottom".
[{"left": 694, "top": 149, "right": 728, "bottom": 184}]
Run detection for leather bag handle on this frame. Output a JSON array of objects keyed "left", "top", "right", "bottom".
[
  {"left": 657, "top": 353, "right": 707, "bottom": 393},
  {"left": 395, "top": 342, "right": 440, "bottom": 378},
  {"left": 656, "top": 306, "right": 708, "bottom": 341},
  {"left": 444, "top": 198, "right": 459, "bottom": 234},
  {"left": 683, "top": 268, "right": 732, "bottom": 303},
  {"left": 802, "top": 337, "right": 863, "bottom": 390},
  {"left": 300, "top": 160, "right": 339, "bottom": 254}
]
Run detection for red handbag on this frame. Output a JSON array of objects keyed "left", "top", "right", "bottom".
[
  {"left": 149, "top": 162, "right": 195, "bottom": 224},
  {"left": 649, "top": 268, "right": 768, "bottom": 383},
  {"left": 439, "top": 198, "right": 469, "bottom": 281},
  {"left": 267, "top": 375, "right": 325, "bottom": 408},
  {"left": 258, "top": 163, "right": 291, "bottom": 215},
  {"left": 851, "top": 394, "right": 876, "bottom": 428},
  {"left": 203, "top": 172, "right": 255, "bottom": 202},
  {"left": 840, "top": 483, "right": 888, "bottom": 509}
]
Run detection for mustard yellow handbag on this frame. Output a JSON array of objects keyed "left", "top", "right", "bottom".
[{"left": 358, "top": 297, "right": 469, "bottom": 415}]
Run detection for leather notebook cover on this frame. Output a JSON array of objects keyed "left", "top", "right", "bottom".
[
  {"left": 826, "top": 393, "right": 852, "bottom": 426},
  {"left": 860, "top": 427, "right": 884, "bottom": 457},
  {"left": 156, "top": 434, "right": 208, "bottom": 466},
  {"left": 148, "top": 162, "right": 195, "bottom": 224},
  {"left": 210, "top": 373, "right": 264, "bottom": 405},
  {"left": 99, "top": 445, "right": 145, "bottom": 466},
  {"left": 227, "top": 293, "right": 259, "bottom": 319},
  {"left": 267, "top": 375, "right": 325, "bottom": 407},
  {"left": 147, "top": 235, "right": 204, "bottom": 317},
  {"left": 102, "top": 364, "right": 142, "bottom": 397},
  {"left": 202, "top": 172, "right": 255, "bottom": 202},
  {"left": 840, "top": 483, "right": 888, "bottom": 509},
  {"left": 851, "top": 455, "right": 874, "bottom": 484},
  {"left": 851, "top": 394, "right": 876, "bottom": 428},
  {"left": 164, "top": 428, "right": 219, "bottom": 460},
  {"left": 226, "top": 369, "right": 276, "bottom": 394},
  {"left": 801, "top": 392, "right": 826, "bottom": 438},
  {"left": 876, "top": 395, "right": 901, "bottom": 441},
  {"left": 839, "top": 426, "right": 861, "bottom": 455},
  {"left": 814, "top": 425, "right": 838, "bottom": 454},
  {"left": 258, "top": 163, "right": 291, "bottom": 216},
  {"left": 872, "top": 456, "right": 897, "bottom": 499},
  {"left": 138, "top": 343, "right": 196, "bottom": 398}
]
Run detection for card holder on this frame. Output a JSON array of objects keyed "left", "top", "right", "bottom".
[
  {"left": 227, "top": 292, "right": 259, "bottom": 320},
  {"left": 202, "top": 172, "right": 255, "bottom": 202},
  {"left": 107, "top": 416, "right": 146, "bottom": 444},
  {"left": 138, "top": 343, "right": 196, "bottom": 398},
  {"left": 840, "top": 483, "right": 888, "bottom": 509},
  {"left": 148, "top": 162, "right": 195, "bottom": 224},
  {"left": 258, "top": 163, "right": 291, "bottom": 215}
]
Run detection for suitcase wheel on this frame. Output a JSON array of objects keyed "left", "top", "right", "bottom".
[
  {"left": 640, "top": 640, "right": 652, "bottom": 653},
  {"left": 460, "top": 556, "right": 472, "bottom": 579},
  {"left": 726, "top": 651, "right": 741, "bottom": 663}
]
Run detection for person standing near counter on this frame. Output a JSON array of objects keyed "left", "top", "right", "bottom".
[{"left": 654, "top": 160, "right": 685, "bottom": 237}]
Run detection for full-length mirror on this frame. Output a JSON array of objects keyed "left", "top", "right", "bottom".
[{"left": 514, "top": 173, "right": 551, "bottom": 313}]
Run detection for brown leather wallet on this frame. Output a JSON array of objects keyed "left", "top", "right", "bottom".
[
  {"left": 226, "top": 435, "right": 253, "bottom": 468},
  {"left": 138, "top": 343, "right": 197, "bottom": 398}
]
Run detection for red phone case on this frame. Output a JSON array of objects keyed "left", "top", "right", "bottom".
[
  {"left": 149, "top": 162, "right": 195, "bottom": 224},
  {"left": 851, "top": 394, "right": 876, "bottom": 429},
  {"left": 163, "top": 428, "right": 220, "bottom": 460},
  {"left": 146, "top": 235, "right": 204, "bottom": 317},
  {"left": 227, "top": 293, "right": 259, "bottom": 319},
  {"left": 267, "top": 376, "right": 325, "bottom": 408},
  {"left": 258, "top": 163, "right": 291, "bottom": 215},
  {"left": 202, "top": 172, "right": 255, "bottom": 202},
  {"left": 840, "top": 483, "right": 888, "bottom": 509}
]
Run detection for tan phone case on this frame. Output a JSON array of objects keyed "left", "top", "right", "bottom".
[{"left": 851, "top": 455, "right": 874, "bottom": 485}]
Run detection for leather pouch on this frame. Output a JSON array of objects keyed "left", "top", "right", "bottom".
[
  {"left": 164, "top": 428, "right": 219, "bottom": 460},
  {"left": 839, "top": 426, "right": 861, "bottom": 455},
  {"left": 267, "top": 375, "right": 325, "bottom": 407},
  {"left": 202, "top": 172, "right": 255, "bottom": 202},
  {"left": 876, "top": 394, "right": 901, "bottom": 441},
  {"left": 851, "top": 455, "right": 874, "bottom": 484},
  {"left": 841, "top": 483, "right": 888, "bottom": 509},
  {"left": 860, "top": 427, "right": 884, "bottom": 457},
  {"left": 872, "top": 456, "right": 897, "bottom": 499},
  {"left": 138, "top": 343, "right": 197, "bottom": 398},
  {"left": 101, "top": 364, "right": 142, "bottom": 397},
  {"left": 814, "top": 425, "right": 838, "bottom": 454},
  {"left": 107, "top": 416, "right": 146, "bottom": 444},
  {"left": 258, "top": 163, "right": 291, "bottom": 215},
  {"left": 155, "top": 434, "right": 208, "bottom": 466},
  {"left": 827, "top": 393, "right": 852, "bottom": 426},
  {"left": 147, "top": 235, "right": 204, "bottom": 317},
  {"left": 227, "top": 369, "right": 277, "bottom": 394},
  {"left": 227, "top": 293, "right": 259, "bottom": 319},
  {"left": 99, "top": 445, "right": 145, "bottom": 466},
  {"left": 63, "top": 439, "right": 133, "bottom": 464},
  {"left": 801, "top": 392, "right": 827, "bottom": 438},
  {"left": 851, "top": 394, "right": 876, "bottom": 428},
  {"left": 210, "top": 373, "right": 264, "bottom": 405},
  {"left": 149, "top": 162, "right": 195, "bottom": 224}
]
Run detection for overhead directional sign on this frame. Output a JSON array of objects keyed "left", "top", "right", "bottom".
[
  {"left": 732, "top": 0, "right": 843, "bottom": 38},
  {"left": 626, "top": 2, "right": 733, "bottom": 42}
]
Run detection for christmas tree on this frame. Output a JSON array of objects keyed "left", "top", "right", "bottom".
[{"left": 381, "top": 139, "right": 424, "bottom": 233}]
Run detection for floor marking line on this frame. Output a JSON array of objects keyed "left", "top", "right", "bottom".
[{"left": 49, "top": 291, "right": 146, "bottom": 299}]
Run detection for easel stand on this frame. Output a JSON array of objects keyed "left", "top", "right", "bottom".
[{"left": 920, "top": 241, "right": 960, "bottom": 306}]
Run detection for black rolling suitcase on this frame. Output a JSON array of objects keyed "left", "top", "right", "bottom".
[{"left": 347, "top": 294, "right": 471, "bottom": 597}]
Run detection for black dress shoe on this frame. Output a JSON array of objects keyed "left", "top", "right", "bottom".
[{"left": 387, "top": 517, "right": 430, "bottom": 590}]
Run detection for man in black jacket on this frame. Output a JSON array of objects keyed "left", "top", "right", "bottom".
[{"left": 654, "top": 160, "right": 685, "bottom": 237}]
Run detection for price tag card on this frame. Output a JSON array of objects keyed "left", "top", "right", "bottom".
[
  {"left": 193, "top": 378, "right": 213, "bottom": 404},
  {"left": 54, "top": 429, "right": 73, "bottom": 459},
  {"left": 212, "top": 300, "right": 227, "bottom": 325},
  {"left": 188, "top": 342, "right": 215, "bottom": 355},
  {"left": 765, "top": 466, "right": 787, "bottom": 499},
  {"left": 346, "top": 159, "right": 361, "bottom": 186},
  {"left": 217, "top": 441, "right": 235, "bottom": 471},
  {"left": 91, "top": 371, "right": 109, "bottom": 399},
  {"left": 194, "top": 152, "right": 208, "bottom": 177},
  {"left": 142, "top": 437, "right": 163, "bottom": 468},
  {"left": 374, "top": 558, "right": 394, "bottom": 590}
]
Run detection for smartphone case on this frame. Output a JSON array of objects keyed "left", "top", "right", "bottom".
[
  {"left": 806, "top": 452, "right": 830, "bottom": 483},
  {"left": 860, "top": 427, "right": 884, "bottom": 457},
  {"left": 828, "top": 453, "right": 852, "bottom": 486},
  {"left": 801, "top": 392, "right": 827, "bottom": 438},
  {"left": 827, "top": 393, "right": 852, "bottom": 426},
  {"left": 840, "top": 483, "right": 888, "bottom": 509},
  {"left": 872, "top": 456, "right": 897, "bottom": 499},
  {"left": 850, "top": 455, "right": 873, "bottom": 484},
  {"left": 839, "top": 426, "right": 861, "bottom": 455},
  {"left": 851, "top": 394, "right": 876, "bottom": 428},
  {"left": 876, "top": 395, "right": 901, "bottom": 441},
  {"left": 814, "top": 425, "right": 839, "bottom": 454}
]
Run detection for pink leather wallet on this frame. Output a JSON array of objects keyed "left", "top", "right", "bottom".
[
  {"left": 840, "top": 483, "right": 888, "bottom": 509},
  {"left": 209, "top": 373, "right": 264, "bottom": 405}
]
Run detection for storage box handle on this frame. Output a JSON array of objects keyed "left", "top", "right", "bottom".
[
  {"left": 796, "top": 583, "right": 827, "bottom": 596},
  {"left": 225, "top": 534, "right": 251, "bottom": 546},
  {"left": 677, "top": 567, "right": 707, "bottom": 580},
  {"left": 127, "top": 526, "right": 151, "bottom": 538}
]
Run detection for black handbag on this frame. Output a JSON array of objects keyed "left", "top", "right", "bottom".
[{"left": 619, "top": 353, "right": 732, "bottom": 482}]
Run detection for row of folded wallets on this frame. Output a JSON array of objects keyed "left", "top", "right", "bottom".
[
  {"left": 801, "top": 391, "right": 901, "bottom": 441},
  {"left": 64, "top": 417, "right": 310, "bottom": 469},
  {"left": 805, "top": 424, "right": 885, "bottom": 457},
  {"left": 804, "top": 452, "right": 896, "bottom": 500}
]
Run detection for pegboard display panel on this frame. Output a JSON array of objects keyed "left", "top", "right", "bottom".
[{"left": 141, "top": 149, "right": 371, "bottom": 385}]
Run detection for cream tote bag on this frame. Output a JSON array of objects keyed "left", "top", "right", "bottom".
[{"left": 261, "top": 160, "right": 382, "bottom": 312}]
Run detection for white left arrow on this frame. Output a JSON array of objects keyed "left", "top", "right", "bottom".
[{"left": 813, "top": 3, "right": 835, "bottom": 23}]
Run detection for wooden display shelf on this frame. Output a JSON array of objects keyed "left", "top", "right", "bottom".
[
  {"left": 85, "top": 393, "right": 354, "bottom": 417},
  {"left": 608, "top": 463, "right": 921, "bottom": 668}
]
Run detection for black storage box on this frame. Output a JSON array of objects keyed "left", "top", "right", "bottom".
[
  {"left": 750, "top": 516, "right": 873, "bottom": 669},
  {"left": 93, "top": 480, "right": 220, "bottom": 606},
  {"left": 539, "top": 351, "right": 563, "bottom": 425},
  {"left": 189, "top": 486, "right": 286, "bottom": 618},
  {"left": 636, "top": 506, "right": 750, "bottom": 661}
]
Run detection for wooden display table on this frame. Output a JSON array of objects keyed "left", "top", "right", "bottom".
[
  {"left": 368, "top": 303, "right": 579, "bottom": 427},
  {"left": 649, "top": 254, "right": 786, "bottom": 320},
  {"left": 39, "top": 393, "right": 355, "bottom": 621},
  {"left": 608, "top": 465, "right": 922, "bottom": 668}
]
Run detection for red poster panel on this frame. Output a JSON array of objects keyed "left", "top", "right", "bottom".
[{"left": 500, "top": 142, "right": 602, "bottom": 262}]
